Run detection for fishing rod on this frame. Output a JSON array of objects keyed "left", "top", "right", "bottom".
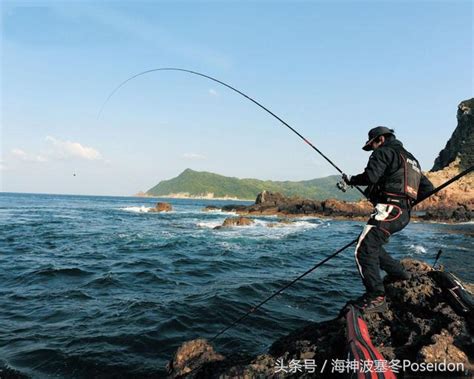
[
  {"left": 210, "top": 165, "right": 473, "bottom": 341},
  {"left": 98, "top": 67, "right": 366, "bottom": 197},
  {"left": 432, "top": 250, "right": 443, "bottom": 270}
]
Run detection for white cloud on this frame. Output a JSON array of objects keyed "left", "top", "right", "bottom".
[
  {"left": 11, "top": 148, "right": 47, "bottom": 163},
  {"left": 45, "top": 136, "right": 102, "bottom": 161},
  {"left": 209, "top": 88, "right": 218, "bottom": 96},
  {"left": 11, "top": 148, "right": 27, "bottom": 159},
  {"left": 182, "top": 153, "right": 206, "bottom": 160}
]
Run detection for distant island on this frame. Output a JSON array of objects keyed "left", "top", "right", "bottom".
[{"left": 140, "top": 168, "right": 363, "bottom": 202}]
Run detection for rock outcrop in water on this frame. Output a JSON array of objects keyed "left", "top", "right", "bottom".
[
  {"left": 149, "top": 202, "right": 173, "bottom": 212},
  {"left": 204, "top": 192, "right": 373, "bottom": 221},
  {"left": 168, "top": 259, "right": 473, "bottom": 378},
  {"left": 214, "top": 216, "right": 255, "bottom": 229},
  {"left": 205, "top": 179, "right": 472, "bottom": 222}
]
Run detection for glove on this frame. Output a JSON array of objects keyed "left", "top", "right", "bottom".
[{"left": 342, "top": 173, "right": 352, "bottom": 185}]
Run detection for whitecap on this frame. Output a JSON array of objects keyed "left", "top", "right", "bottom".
[
  {"left": 408, "top": 244, "right": 427, "bottom": 255},
  {"left": 197, "top": 220, "right": 223, "bottom": 229},
  {"left": 203, "top": 209, "right": 238, "bottom": 216},
  {"left": 120, "top": 206, "right": 152, "bottom": 213}
]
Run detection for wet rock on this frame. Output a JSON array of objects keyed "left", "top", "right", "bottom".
[
  {"left": 167, "top": 339, "right": 224, "bottom": 377},
  {"left": 421, "top": 204, "right": 472, "bottom": 222},
  {"left": 214, "top": 216, "right": 254, "bottom": 229},
  {"left": 150, "top": 202, "right": 173, "bottom": 212}
]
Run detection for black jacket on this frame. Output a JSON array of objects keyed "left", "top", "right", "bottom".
[{"left": 349, "top": 138, "right": 434, "bottom": 202}]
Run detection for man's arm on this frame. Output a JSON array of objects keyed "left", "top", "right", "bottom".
[
  {"left": 417, "top": 174, "right": 435, "bottom": 201},
  {"left": 347, "top": 148, "right": 394, "bottom": 186}
]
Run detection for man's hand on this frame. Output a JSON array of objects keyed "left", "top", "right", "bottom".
[{"left": 342, "top": 173, "right": 352, "bottom": 185}]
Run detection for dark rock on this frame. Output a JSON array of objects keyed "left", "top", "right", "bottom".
[
  {"left": 422, "top": 204, "right": 472, "bottom": 222},
  {"left": 0, "top": 363, "right": 30, "bottom": 379},
  {"left": 220, "top": 205, "right": 249, "bottom": 212}
]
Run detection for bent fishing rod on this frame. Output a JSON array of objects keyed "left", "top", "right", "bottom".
[
  {"left": 210, "top": 165, "right": 474, "bottom": 341},
  {"left": 98, "top": 67, "right": 365, "bottom": 197}
]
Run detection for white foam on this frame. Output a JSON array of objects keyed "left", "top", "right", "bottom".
[
  {"left": 409, "top": 244, "right": 427, "bottom": 255},
  {"left": 204, "top": 209, "right": 238, "bottom": 216},
  {"left": 197, "top": 218, "right": 322, "bottom": 241},
  {"left": 197, "top": 220, "right": 223, "bottom": 229},
  {"left": 121, "top": 206, "right": 152, "bottom": 213}
]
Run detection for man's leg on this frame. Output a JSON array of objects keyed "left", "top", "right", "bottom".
[
  {"left": 379, "top": 246, "right": 409, "bottom": 279},
  {"left": 354, "top": 225, "right": 389, "bottom": 297},
  {"left": 378, "top": 206, "right": 411, "bottom": 280}
]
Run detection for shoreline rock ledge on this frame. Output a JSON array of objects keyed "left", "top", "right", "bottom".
[{"left": 167, "top": 259, "right": 473, "bottom": 378}]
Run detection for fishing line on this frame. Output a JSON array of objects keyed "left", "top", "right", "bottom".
[{"left": 98, "top": 67, "right": 365, "bottom": 196}]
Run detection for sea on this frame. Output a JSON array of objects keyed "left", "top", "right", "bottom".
[{"left": 0, "top": 192, "right": 472, "bottom": 378}]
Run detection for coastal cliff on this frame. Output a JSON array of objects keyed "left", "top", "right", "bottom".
[{"left": 432, "top": 98, "right": 474, "bottom": 172}]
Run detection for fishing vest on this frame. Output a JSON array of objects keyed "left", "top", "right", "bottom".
[{"left": 368, "top": 145, "right": 422, "bottom": 203}]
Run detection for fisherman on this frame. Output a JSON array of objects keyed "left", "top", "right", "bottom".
[{"left": 342, "top": 126, "right": 434, "bottom": 313}]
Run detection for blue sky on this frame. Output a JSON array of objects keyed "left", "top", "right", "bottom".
[{"left": 1, "top": 1, "right": 472, "bottom": 195}]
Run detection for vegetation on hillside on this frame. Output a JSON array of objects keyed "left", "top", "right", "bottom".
[{"left": 146, "top": 169, "right": 363, "bottom": 201}]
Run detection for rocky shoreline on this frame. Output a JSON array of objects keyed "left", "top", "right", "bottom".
[
  {"left": 168, "top": 259, "right": 474, "bottom": 378},
  {"left": 204, "top": 185, "right": 472, "bottom": 223}
]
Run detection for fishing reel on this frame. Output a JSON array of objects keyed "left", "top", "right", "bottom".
[
  {"left": 337, "top": 174, "right": 352, "bottom": 192},
  {"left": 337, "top": 180, "right": 348, "bottom": 192}
]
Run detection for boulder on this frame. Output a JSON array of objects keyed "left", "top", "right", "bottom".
[
  {"left": 166, "top": 339, "right": 224, "bottom": 377},
  {"left": 150, "top": 202, "right": 172, "bottom": 212},
  {"left": 322, "top": 198, "right": 372, "bottom": 217},
  {"left": 255, "top": 190, "right": 291, "bottom": 205},
  {"left": 214, "top": 217, "right": 254, "bottom": 229}
]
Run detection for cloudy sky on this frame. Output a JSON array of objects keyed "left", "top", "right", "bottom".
[{"left": 1, "top": 1, "right": 472, "bottom": 195}]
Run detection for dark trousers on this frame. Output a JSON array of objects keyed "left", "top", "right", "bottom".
[{"left": 354, "top": 203, "right": 410, "bottom": 296}]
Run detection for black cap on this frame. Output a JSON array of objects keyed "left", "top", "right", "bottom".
[{"left": 362, "top": 126, "right": 395, "bottom": 151}]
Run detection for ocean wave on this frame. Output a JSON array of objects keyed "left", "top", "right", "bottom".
[
  {"left": 203, "top": 209, "right": 238, "bottom": 216},
  {"left": 408, "top": 244, "right": 427, "bottom": 255},
  {"left": 197, "top": 220, "right": 223, "bottom": 229},
  {"left": 32, "top": 267, "right": 93, "bottom": 278},
  {"left": 120, "top": 206, "right": 152, "bottom": 213},
  {"left": 198, "top": 218, "right": 320, "bottom": 231}
]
